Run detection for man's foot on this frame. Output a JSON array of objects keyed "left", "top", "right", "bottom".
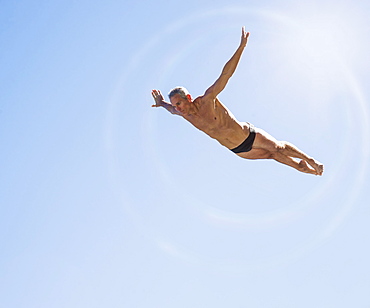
[
  {"left": 299, "top": 160, "right": 318, "bottom": 175},
  {"left": 316, "top": 162, "right": 324, "bottom": 176},
  {"left": 306, "top": 158, "right": 324, "bottom": 176}
]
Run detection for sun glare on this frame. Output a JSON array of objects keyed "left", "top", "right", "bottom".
[{"left": 272, "top": 7, "right": 361, "bottom": 87}]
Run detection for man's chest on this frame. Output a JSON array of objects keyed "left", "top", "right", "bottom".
[{"left": 185, "top": 106, "right": 228, "bottom": 133}]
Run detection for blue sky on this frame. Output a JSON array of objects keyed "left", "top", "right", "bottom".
[{"left": 1, "top": 0, "right": 370, "bottom": 307}]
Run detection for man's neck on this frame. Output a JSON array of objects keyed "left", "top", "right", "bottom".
[{"left": 187, "top": 100, "right": 200, "bottom": 116}]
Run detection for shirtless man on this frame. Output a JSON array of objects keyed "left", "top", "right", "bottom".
[{"left": 151, "top": 27, "right": 323, "bottom": 175}]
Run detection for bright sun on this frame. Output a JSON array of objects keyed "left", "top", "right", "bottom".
[{"left": 271, "top": 6, "right": 361, "bottom": 87}]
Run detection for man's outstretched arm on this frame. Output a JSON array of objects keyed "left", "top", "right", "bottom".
[
  {"left": 204, "top": 27, "right": 250, "bottom": 99},
  {"left": 151, "top": 89, "right": 181, "bottom": 115}
]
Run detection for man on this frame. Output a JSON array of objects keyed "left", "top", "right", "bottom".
[{"left": 151, "top": 27, "right": 323, "bottom": 176}]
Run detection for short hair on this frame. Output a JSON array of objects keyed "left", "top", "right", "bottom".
[{"left": 168, "top": 86, "right": 190, "bottom": 99}]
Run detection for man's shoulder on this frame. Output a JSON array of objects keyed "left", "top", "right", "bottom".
[
  {"left": 195, "top": 94, "right": 216, "bottom": 105},
  {"left": 191, "top": 95, "right": 203, "bottom": 108}
]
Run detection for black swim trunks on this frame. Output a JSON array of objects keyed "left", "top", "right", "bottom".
[{"left": 230, "top": 123, "right": 256, "bottom": 153}]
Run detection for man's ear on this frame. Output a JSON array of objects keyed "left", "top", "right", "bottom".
[{"left": 186, "top": 94, "right": 192, "bottom": 102}]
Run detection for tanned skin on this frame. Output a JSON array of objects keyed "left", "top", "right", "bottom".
[{"left": 151, "top": 27, "right": 323, "bottom": 175}]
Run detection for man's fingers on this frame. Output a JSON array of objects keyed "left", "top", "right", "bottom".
[
  {"left": 241, "top": 26, "right": 250, "bottom": 38},
  {"left": 152, "top": 89, "right": 161, "bottom": 98},
  {"left": 151, "top": 89, "right": 162, "bottom": 107},
  {"left": 152, "top": 90, "right": 159, "bottom": 99}
]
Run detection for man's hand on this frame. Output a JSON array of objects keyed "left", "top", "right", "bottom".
[
  {"left": 151, "top": 89, "right": 180, "bottom": 115},
  {"left": 240, "top": 26, "right": 250, "bottom": 48},
  {"left": 151, "top": 89, "right": 164, "bottom": 107}
]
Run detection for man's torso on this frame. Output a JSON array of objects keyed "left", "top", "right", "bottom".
[{"left": 182, "top": 96, "right": 250, "bottom": 149}]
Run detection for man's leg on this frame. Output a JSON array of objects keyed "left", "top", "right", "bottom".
[
  {"left": 272, "top": 152, "right": 317, "bottom": 175},
  {"left": 238, "top": 149, "right": 318, "bottom": 174},
  {"left": 236, "top": 127, "right": 323, "bottom": 175},
  {"left": 277, "top": 141, "right": 323, "bottom": 175}
]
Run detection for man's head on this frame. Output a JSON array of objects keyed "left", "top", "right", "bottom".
[
  {"left": 168, "top": 86, "right": 190, "bottom": 99},
  {"left": 168, "top": 86, "right": 193, "bottom": 115}
]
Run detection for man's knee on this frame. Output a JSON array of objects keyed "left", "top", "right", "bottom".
[{"left": 275, "top": 141, "right": 286, "bottom": 153}]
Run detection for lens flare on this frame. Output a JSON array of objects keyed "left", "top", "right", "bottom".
[{"left": 105, "top": 5, "right": 369, "bottom": 273}]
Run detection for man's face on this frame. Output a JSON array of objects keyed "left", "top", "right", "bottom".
[{"left": 170, "top": 93, "right": 191, "bottom": 115}]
